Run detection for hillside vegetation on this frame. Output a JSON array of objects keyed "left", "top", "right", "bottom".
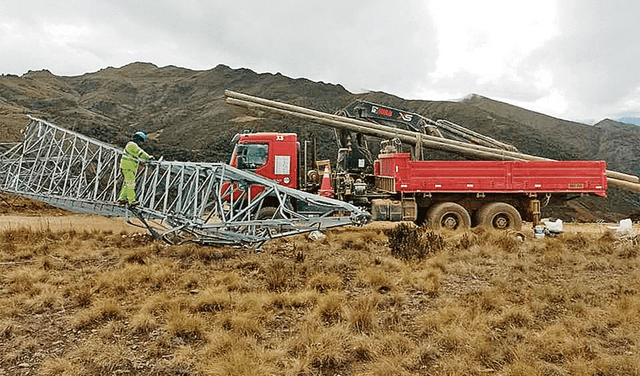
[{"left": 2, "top": 63, "right": 640, "bottom": 220}]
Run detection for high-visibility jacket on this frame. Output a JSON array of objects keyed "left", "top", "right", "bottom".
[{"left": 120, "top": 141, "right": 150, "bottom": 170}]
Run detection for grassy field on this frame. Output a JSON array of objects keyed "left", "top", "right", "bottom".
[{"left": 1, "top": 220, "right": 640, "bottom": 375}]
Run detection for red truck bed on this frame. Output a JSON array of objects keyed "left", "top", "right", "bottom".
[{"left": 375, "top": 153, "right": 607, "bottom": 197}]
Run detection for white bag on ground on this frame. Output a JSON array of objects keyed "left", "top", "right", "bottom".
[
  {"left": 308, "top": 230, "right": 326, "bottom": 241},
  {"left": 608, "top": 218, "right": 634, "bottom": 236},
  {"left": 542, "top": 219, "right": 563, "bottom": 234}
]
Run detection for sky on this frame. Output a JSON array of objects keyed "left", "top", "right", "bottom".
[{"left": 1, "top": 0, "right": 639, "bottom": 124}]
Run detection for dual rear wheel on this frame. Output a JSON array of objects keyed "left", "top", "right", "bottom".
[
  {"left": 475, "top": 202, "right": 522, "bottom": 230},
  {"left": 425, "top": 201, "right": 522, "bottom": 231},
  {"left": 427, "top": 202, "right": 471, "bottom": 230}
]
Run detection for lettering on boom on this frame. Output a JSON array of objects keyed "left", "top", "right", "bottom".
[{"left": 371, "top": 105, "right": 393, "bottom": 117}]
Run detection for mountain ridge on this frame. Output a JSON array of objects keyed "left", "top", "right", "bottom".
[{"left": 2, "top": 63, "right": 640, "bottom": 221}]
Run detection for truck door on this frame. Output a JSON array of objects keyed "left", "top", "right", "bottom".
[{"left": 230, "top": 133, "right": 298, "bottom": 189}]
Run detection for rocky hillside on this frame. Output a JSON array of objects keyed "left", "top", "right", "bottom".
[
  {"left": 0, "top": 63, "right": 352, "bottom": 162},
  {"left": 2, "top": 62, "right": 640, "bottom": 221}
]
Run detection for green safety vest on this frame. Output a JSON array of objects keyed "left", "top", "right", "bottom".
[{"left": 120, "top": 141, "right": 150, "bottom": 170}]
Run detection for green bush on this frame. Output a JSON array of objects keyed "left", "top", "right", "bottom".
[{"left": 385, "top": 223, "right": 444, "bottom": 261}]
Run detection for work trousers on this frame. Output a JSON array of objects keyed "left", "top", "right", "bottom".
[{"left": 118, "top": 169, "right": 137, "bottom": 203}]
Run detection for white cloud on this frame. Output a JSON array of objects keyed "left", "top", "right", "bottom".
[
  {"left": 428, "top": 0, "right": 559, "bottom": 82},
  {"left": 43, "top": 23, "right": 92, "bottom": 46},
  {"left": 1, "top": 0, "right": 639, "bottom": 123},
  {"left": 414, "top": 0, "right": 575, "bottom": 118},
  {"left": 516, "top": 89, "right": 569, "bottom": 118},
  {"left": 531, "top": 0, "right": 640, "bottom": 120}
]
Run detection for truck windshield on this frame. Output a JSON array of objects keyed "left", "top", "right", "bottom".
[{"left": 234, "top": 143, "right": 269, "bottom": 170}]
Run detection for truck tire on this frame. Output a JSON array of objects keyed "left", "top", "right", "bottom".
[
  {"left": 427, "top": 202, "right": 471, "bottom": 230},
  {"left": 475, "top": 202, "right": 522, "bottom": 230},
  {"left": 256, "top": 206, "right": 280, "bottom": 220},
  {"left": 256, "top": 206, "right": 291, "bottom": 236}
]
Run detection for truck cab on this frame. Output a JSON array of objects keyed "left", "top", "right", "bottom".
[{"left": 229, "top": 132, "right": 298, "bottom": 189}]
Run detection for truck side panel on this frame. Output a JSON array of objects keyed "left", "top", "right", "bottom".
[
  {"left": 376, "top": 153, "right": 607, "bottom": 196},
  {"left": 510, "top": 161, "right": 606, "bottom": 195}
]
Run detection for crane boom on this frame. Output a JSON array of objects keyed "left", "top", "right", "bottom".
[{"left": 224, "top": 90, "right": 640, "bottom": 191}]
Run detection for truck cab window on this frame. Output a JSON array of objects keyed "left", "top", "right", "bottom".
[{"left": 235, "top": 143, "right": 269, "bottom": 170}]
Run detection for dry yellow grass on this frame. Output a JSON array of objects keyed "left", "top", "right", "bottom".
[{"left": 1, "top": 222, "right": 640, "bottom": 375}]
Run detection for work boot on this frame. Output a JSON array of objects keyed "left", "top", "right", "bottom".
[
  {"left": 117, "top": 199, "right": 127, "bottom": 205},
  {"left": 128, "top": 200, "right": 139, "bottom": 207}
]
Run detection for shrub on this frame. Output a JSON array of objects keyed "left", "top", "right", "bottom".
[
  {"left": 130, "top": 307, "right": 158, "bottom": 334},
  {"left": 358, "top": 267, "right": 395, "bottom": 292},
  {"left": 288, "top": 322, "right": 350, "bottom": 371},
  {"left": 262, "top": 258, "right": 295, "bottom": 292},
  {"left": 0, "top": 319, "right": 14, "bottom": 339},
  {"left": 316, "top": 292, "right": 344, "bottom": 323},
  {"left": 385, "top": 223, "right": 444, "bottom": 261},
  {"left": 39, "top": 357, "right": 83, "bottom": 376},
  {"left": 218, "top": 311, "right": 264, "bottom": 337},
  {"left": 192, "top": 287, "right": 234, "bottom": 313},
  {"left": 345, "top": 294, "right": 379, "bottom": 333},
  {"left": 166, "top": 307, "right": 205, "bottom": 341},
  {"left": 307, "top": 271, "right": 342, "bottom": 292},
  {"left": 71, "top": 298, "right": 125, "bottom": 329}
]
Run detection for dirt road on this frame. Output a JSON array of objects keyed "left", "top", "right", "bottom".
[
  {"left": 0, "top": 192, "right": 636, "bottom": 236},
  {"left": 0, "top": 214, "right": 143, "bottom": 234},
  {"left": 0, "top": 212, "right": 636, "bottom": 236}
]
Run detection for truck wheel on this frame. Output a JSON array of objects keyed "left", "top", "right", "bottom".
[
  {"left": 475, "top": 202, "right": 522, "bottom": 230},
  {"left": 256, "top": 206, "right": 290, "bottom": 236},
  {"left": 427, "top": 202, "right": 471, "bottom": 230},
  {"left": 256, "top": 206, "right": 280, "bottom": 220}
]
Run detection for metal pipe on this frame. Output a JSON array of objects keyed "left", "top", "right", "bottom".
[
  {"left": 225, "top": 90, "right": 640, "bottom": 185},
  {"left": 225, "top": 97, "right": 517, "bottom": 160},
  {"left": 226, "top": 90, "right": 530, "bottom": 160},
  {"left": 607, "top": 177, "right": 640, "bottom": 192},
  {"left": 435, "top": 119, "right": 518, "bottom": 152}
]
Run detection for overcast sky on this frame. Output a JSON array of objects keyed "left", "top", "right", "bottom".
[{"left": 1, "top": 0, "right": 639, "bottom": 123}]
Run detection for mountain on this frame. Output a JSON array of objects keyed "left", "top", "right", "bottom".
[
  {"left": 0, "top": 63, "right": 352, "bottom": 162},
  {"left": 2, "top": 62, "right": 640, "bottom": 221}
]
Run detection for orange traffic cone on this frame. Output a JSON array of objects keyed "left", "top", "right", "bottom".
[{"left": 318, "top": 165, "right": 334, "bottom": 198}]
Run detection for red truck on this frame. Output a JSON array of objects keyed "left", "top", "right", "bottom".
[{"left": 229, "top": 131, "right": 607, "bottom": 230}]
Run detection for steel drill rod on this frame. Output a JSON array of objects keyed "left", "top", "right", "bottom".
[
  {"left": 225, "top": 91, "right": 536, "bottom": 163},
  {"left": 226, "top": 90, "right": 534, "bottom": 160},
  {"left": 226, "top": 97, "right": 640, "bottom": 191},
  {"left": 225, "top": 90, "right": 640, "bottom": 186},
  {"left": 225, "top": 97, "right": 519, "bottom": 161},
  {"left": 435, "top": 119, "right": 518, "bottom": 152},
  {"left": 606, "top": 177, "right": 640, "bottom": 192}
]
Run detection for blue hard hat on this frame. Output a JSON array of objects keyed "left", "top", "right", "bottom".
[{"left": 133, "top": 131, "right": 148, "bottom": 140}]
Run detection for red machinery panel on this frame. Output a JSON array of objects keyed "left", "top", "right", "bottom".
[
  {"left": 375, "top": 153, "right": 607, "bottom": 196},
  {"left": 230, "top": 132, "right": 298, "bottom": 189}
]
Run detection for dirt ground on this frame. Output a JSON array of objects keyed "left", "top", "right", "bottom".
[
  {"left": 1, "top": 192, "right": 637, "bottom": 236},
  {"left": 0, "top": 214, "right": 636, "bottom": 240},
  {"left": 0, "top": 215, "right": 142, "bottom": 234},
  {"left": 0, "top": 194, "right": 142, "bottom": 234}
]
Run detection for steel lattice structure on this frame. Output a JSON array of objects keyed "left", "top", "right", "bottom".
[{"left": 0, "top": 117, "right": 369, "bottom": 246}]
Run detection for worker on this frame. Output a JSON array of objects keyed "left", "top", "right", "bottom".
[{"left": 118, "top": 131, "right": 154, "bottom": 206}]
